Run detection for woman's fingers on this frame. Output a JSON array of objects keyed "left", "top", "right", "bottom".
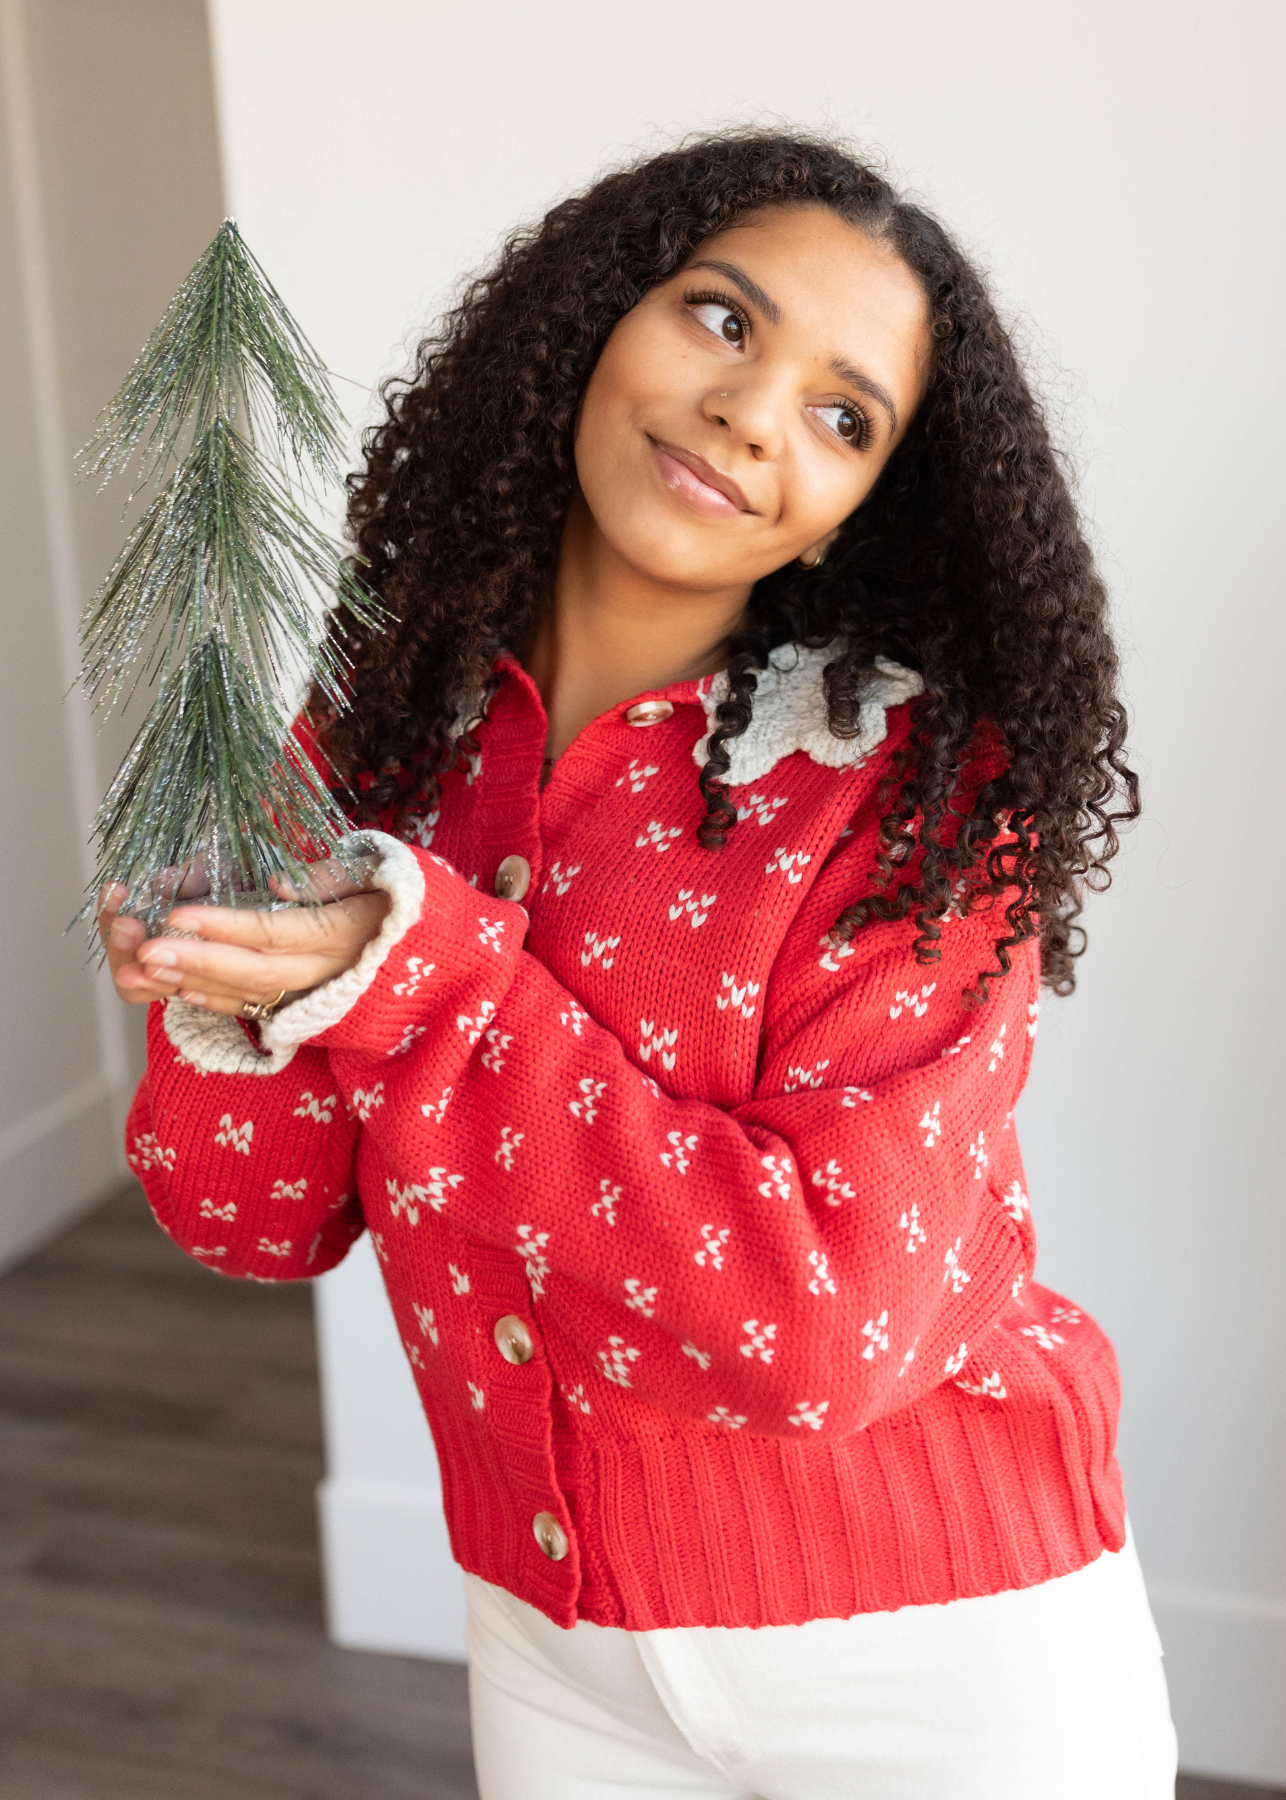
[
  {"left": 98, "top": 859, "right": 383, "bottom": 1013},
  {"left": 145, "top": 858, "right": 211, "bottom": 903},
  {"left": 99, "top": 885, "right": 148, "bottom": 986},
  {"left": 137, "top": 936, "right": 337, "bottom": 1003},
  {"left": 136, "top": 891, "right": 390, "bottom": 1011},
  {"left": 98, "top": 886, "right": 183, "bottom": 1006},
  {"left": 166, "top": 987, "right": 310, "bottom": 1018},
  {"left": 100, "top": 864, "right": 385, "bottom": 1022},
  {"left": 173, "top": 857, "right": 212, "bottom": 900},
  {"left": 271, "top": 854, "right": 374, "bottom": 904},
  {"left": 164, "top": 889, "right": 388, "bottom": 954},
  {"left": 96, "top": 882, "right": 128, "bottom": 947},
  {"left": 166, "top": 989, "right": 250, "bottom": 1016},
  {"left": 115, "top": 961, "right": 183, "bottom": 1003},
  {"left": 113, "top": 922, "right": 200, "bottom": 1003}
]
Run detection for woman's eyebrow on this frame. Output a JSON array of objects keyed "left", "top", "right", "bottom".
[
  {"left": 685, "top": 259, "right": 781, "bottom": 325},
  {"left": 829, "top": 356, "right": 898, "bottom": 434}
]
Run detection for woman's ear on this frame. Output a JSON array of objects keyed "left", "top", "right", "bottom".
[{"left": 798, "top": 526, "right": 843, "bottom": 570}]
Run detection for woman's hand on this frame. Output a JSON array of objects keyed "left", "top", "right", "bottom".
[{"left": 98, "top": 857, "right": 391, "bottom": 1017}]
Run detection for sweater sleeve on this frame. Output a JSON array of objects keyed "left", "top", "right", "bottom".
[
  {"left": 313, "top": 837, "right": 1039, "bottom": 1437},
  {"left": 127, "top": 1001, "right": 364, "bottom": 1281},
  {"left": 121, "top": 829, "right": 501, "bottom": 1281}
]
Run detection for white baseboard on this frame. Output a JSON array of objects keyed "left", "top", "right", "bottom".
[
  {"left": 0, "top": 1074, "right": 123, "bottom": 1273},
  {"left": 317, "top": 1476, "right": 468, "bottom": 1662},
  {"left": 1151, "top": 1584, "right": 1286, "bottom": 1784}
]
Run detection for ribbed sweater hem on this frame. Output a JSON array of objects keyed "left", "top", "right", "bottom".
[{"left": 437, "top": 1395, "right": 1126, "bottom": 1631}]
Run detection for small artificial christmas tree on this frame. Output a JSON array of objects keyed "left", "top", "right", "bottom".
[{"left": 77, "top": 219, "right": 380, "bottom": 931}]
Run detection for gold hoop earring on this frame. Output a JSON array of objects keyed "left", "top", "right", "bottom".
[{"left": 799, "top": 548, "right": 825, "bottom": 570}]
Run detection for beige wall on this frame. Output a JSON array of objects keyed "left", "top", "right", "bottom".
[{"left": 0, "top": 0, "right": 223, "bottom": 1267}]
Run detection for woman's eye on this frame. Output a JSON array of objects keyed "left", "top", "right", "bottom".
[
  {"left": 690, "top": 302, "right": 745, "bottom": 348},
  {"left": 813, "top": 403, "right": 864, "bottom": 446}
]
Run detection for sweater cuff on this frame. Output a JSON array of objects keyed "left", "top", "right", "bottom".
[
  {"left": 162, "top": 830, "right": 426, "bottom": 1078},
  {"left": 303, "top": 839, "right": 529, "bottom": 1059}
]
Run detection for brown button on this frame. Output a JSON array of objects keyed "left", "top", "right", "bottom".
[
  {"left": 533, "top": 1510, "right": 569, "bottom": 1561},
  {"left": 494, "top": 854, "right": 531, "bottom": 901},
  {"left": 494, "top": 1314, "right": 534, "bottom": 1365},
  {"left": 624, "top": 700, "right": 674, "bottom": 727}
]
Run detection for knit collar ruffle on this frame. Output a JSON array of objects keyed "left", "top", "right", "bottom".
[
  {"left": 692, "top": 643, "right": 923, "bottom": 788},
  {"left": 460, "top": 642, "right": 923, "bottom": 789}
]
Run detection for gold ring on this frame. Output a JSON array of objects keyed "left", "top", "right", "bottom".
[{"left": 242, "top": 989, "right": 287, "bottom": 1022}]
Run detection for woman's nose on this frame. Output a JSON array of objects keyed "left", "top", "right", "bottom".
[{"left": 703, "top": 379, "right": 784, "bottom": 461}]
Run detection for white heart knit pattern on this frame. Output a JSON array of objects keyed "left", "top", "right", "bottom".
[{"left": 130, "top": 647, "right": 1124, "bottom": 1635}]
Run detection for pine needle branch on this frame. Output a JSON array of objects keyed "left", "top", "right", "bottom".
[
  {"left": 80, "top": 420, "right": 374, "bottom": 713},
  {"left": 78, "top": 220, "right": 344, "bottom": 490},
  {"left": 95, "top": 637, "right": 343, "bottom": 921},
  {"left": 74, "top": 220, "right": 385, "bottom": 930}
]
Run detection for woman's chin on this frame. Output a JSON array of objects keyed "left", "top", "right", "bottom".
[
  {"left": 621, "top": 541, "right": 762, "bottom": 593},
  {"left": 591, "top": 507, "right": 762, "bottom": 591}
]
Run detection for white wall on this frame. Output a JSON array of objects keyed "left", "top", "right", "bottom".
[
  {"left": 207, "top": 0, "right": 1286, "bottom": 1777},
  {"left": 314, "top": 1236, "right": 468, "bottom": 1660},
  {"left": 0, "top": 0, "right": 223, "bottom": 1270}
]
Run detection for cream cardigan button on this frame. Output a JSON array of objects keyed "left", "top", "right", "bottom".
[
  {"left": 494, "top": 1314, "right": 534, "bottom": 1365},
  {"left": 533, "top": 1511, "right": 569, "bottom": 1561},
  {"left": 624, "top": 699, "right": 673, "bottom": 726},
  {"left": 494, "top": 854, "right": 531, "bottom": 901}
]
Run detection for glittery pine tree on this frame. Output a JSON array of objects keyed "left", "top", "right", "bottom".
[{"left": 77, "top": 219, "right": 379, "bottom": 929}]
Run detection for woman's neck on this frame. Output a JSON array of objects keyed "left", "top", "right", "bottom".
[{"left": 525, "top": 494, "right": 751, "bottom": 760}]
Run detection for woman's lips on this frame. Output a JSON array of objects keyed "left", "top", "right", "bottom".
[{"left": 650, "top": 438, "right": 751, "bottom": 518}]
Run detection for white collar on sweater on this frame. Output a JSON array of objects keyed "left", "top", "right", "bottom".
[
  {"left": 692, "top": 643, "right": 923, "bottom": 788},
  {"left": 451, "top": 642, "right": 923, "bottom": 783}
]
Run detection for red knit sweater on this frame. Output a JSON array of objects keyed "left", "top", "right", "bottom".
[{"left": 127, "top": 645, "right": 1125, "bottom": 1631}]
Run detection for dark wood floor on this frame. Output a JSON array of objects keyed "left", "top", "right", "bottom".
[
  {"left": 0, "top": 1181, "right": 477, "bottom": 1799},
  {"left": 1180, "top": 1787, "right": 1286, "bottom": 1800},
  {"left": 0, "top": 1181, "right": 1278, "bottom": 1800}
]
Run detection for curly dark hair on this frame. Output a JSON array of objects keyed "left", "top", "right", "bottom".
[{"left": 314, "top": 130, "right": 1138, "bottom": 995}]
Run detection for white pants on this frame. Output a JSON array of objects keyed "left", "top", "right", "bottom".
[{"left": 464, "top": 1526, "right": 1177, "bottom": 1799}]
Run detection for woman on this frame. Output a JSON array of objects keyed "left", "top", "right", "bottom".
[{"left": 102, "top": 133, "right": 1176, "bottom": 1797}]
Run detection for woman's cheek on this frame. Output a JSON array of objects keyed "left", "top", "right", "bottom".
[
  {"left": 796, "top": 449, "right": 880, "bottom": 548},
  {"left": 574, "top": 372, "right": 637, "bottom": 499}
]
